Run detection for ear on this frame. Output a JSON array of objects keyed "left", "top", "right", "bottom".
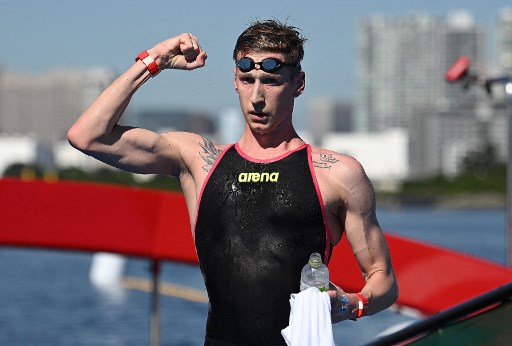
[
  {"left": 233, "top": 67, "right": 239, "bottom": 93},
  {"left": 293, "top": 71, "right": 305, "bottom": 97}
]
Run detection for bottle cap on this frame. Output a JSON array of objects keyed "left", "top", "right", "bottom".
[{"left": 309, "top": 252, "right": 322, "bottom": 268}]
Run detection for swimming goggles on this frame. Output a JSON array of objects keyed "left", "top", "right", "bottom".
[{"left": 235, "top": 57, "right": 299, "bottom": 73}]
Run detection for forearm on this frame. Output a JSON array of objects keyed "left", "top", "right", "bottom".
[
  {"left": 359, "top": 269, "right": 398, "bottom": 315},
  {"left": 67, "top": 60, "right": 151, "bottom": 150},
  {"left": 330, "top": 271, "right": 397, "bottom": 323}
]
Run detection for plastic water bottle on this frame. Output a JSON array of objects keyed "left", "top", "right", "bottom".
[{"left": 300, "top": 252, "right": 329, "bottom": 292}]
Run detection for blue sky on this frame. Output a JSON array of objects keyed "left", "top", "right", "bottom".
[{"left": 1, "top": 1, "right": 510, "bottom": 128}]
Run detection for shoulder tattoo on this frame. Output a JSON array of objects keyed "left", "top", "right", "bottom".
[
  {"left": 313, "top": 154, "right": 339, "bottom": 170},
  {"left": 199, "top": 136, "right": 222, "bottom": 172}
]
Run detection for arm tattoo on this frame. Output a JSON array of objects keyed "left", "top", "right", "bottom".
[
  {"left": 313, "top": 154, "right": 339, "bottom": 170},
  {"left": 199, "top": 137, "right": 222, "bottom": 172}
]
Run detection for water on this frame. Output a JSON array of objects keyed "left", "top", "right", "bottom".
[
  {"left": 0, "top": 207, "right": 507, "bottom": 345},
  {"left": 378, "top": 207, "right": 508, "bottom": 264}
]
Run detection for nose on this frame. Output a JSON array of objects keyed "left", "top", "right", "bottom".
[{"left": 250, "top": 80, "right": 265, "bottom": 105}]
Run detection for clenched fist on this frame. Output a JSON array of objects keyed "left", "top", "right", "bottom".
[{"left": 147, "top": 33, "right": 207, "bottom": 71}]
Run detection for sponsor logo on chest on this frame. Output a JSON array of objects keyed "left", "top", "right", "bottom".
[{"left": 238, "top": 172, "right": 279, "bottom": 183}]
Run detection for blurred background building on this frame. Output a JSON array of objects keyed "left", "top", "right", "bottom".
[
  {"left": 0, "top": 68, "right": 114, "bottom": 142},
  {"left": 496, "top": 8, "right": 512, "bottom": 76},
  {"left": 0, "top": 68, "right": 115, "bottom": 171},
  {"left": 1, "top": 8, "right": 511, "bottom": 189},
  {"left": 310, "top": 9, "right": 511, "bottom": 185},
  {"left": 352, "top": 11, "right": 491, "bottom": 179}
]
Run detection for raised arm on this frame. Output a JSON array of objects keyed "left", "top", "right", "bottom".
[
  {"left": 328, "top": 156, "right": 398, "bottom": 322},
  {"left": 67, "top": 33, "right": 207, "bottom": 175}
]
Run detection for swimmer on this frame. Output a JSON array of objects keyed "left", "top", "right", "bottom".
[{"left": 68, "top": 19, "right": 398, "bottom": 345}]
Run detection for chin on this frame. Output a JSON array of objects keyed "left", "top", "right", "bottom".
[
  {"left": 247, "top": 121, "right": 270, "bottom": 132},
  {"left": 250, "top": 126, "right": 273, "bottom": 136}
]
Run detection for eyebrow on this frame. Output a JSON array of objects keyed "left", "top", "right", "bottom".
[{"left": 237, "top": 69, "right": 284, "bottom": 78}]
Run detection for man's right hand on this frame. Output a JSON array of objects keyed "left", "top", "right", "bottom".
[{"left": 148, "top": 33, "right": 207, "bottom": 71}]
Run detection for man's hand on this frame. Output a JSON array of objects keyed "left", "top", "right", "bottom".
[
  {"left": 327, "top": 282, "right": 352, "bottom": 323},
  {"left": 148, "top": 33, "right": 207, "bottom": 71}
]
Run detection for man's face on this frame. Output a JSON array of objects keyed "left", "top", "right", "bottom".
[{"left": 233, "top": 52, "right": 305, "bottom": 135}]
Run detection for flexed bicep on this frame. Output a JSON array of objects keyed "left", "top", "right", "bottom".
[{"left": 77, "top": 125, "right": 181, "bottom": 175}]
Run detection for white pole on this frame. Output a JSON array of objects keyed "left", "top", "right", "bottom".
[
  {"left": 506, "top": 81, "right": 512, "bottom": 267},
  {"left": 150, "top": 260, "right": 161, "bottom": 346}
]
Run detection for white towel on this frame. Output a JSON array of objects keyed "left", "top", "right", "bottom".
[{"left": 281, "top": 287, "right": 335, "bottom": 346}]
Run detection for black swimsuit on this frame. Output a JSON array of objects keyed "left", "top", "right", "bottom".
[{"left": 194, "top": 144, "right": 333, "bottom": 345}]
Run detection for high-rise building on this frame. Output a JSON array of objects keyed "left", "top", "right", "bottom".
[
  {"left": 134, "top": 108, "right": 216, "bottom": 135},
  {"left": 354, "top": 11, "right": 491, "bottom": 178},
  {"left": 0, "top": 68, "right": 115, "bottom": 142},
  {"left": 308, "top": 98, "right": 352, "bottom": 146},
  {"left": 443, "top": 11, "right": 486, "bottom": 110},
  {"left": 218, "top": 107, "right": 244, "bottom": 144},
  {"left": 355, "top": 11, "right": 485, "bottom": 132},
  {"left": 409, "top": 107, "right": 484, "bottom": 178},
  {"left": 496, "top": 7, "right": 512, "bottom": 76}
]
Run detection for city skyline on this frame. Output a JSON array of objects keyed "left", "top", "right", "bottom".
[{"left": 1, "top": 1, "right": 511, "bottom": 129}]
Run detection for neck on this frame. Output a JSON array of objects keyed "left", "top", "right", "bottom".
[{"left": 238, "top": 123, "right": 305, "bottom": 158}]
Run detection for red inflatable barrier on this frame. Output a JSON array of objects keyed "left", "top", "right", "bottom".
[
  {"left": 0, "top": 178, "right": 196, "bottom": 263},
  {"left": 1, "top": 178, "right": 511, "bottom": 316}
]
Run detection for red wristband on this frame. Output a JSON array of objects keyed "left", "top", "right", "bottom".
[
  {"left": 355, "top": 293, "right": 368, "bottom": 318},
  {"left": 135, "top": 51, "right": 160, "bottom": 77}
]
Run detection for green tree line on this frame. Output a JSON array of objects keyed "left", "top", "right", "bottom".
[
  {"left": 386, "top": 144, "right": 506, "bottom": 205},
  {"left": 2, "top": 164, "right": 182, "bottom": 191},
  {"left": 2, "top": 144, "right": 506, "bottom": 204}
]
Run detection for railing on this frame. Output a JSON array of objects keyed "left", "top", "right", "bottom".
[{"left": 366, "top": 281, "right": 512, "bottom": 345}]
